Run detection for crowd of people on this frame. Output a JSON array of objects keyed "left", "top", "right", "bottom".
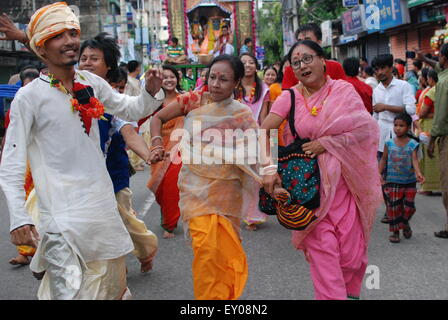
[{"left": 0, "top": 3, "right": 447, "bottom": 301}]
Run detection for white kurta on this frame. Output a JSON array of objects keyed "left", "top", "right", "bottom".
[
  {"left": 373, "top": 77, "right": 416, "bottom": 152},
  {"left": 0, "top": 70, "right": 164, "bottom": 263}
]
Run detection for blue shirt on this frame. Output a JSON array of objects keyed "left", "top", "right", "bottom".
[
  {"left": 385, "top": 138, "right": 419, "bottom": 184},
  {"left": 99, "top": 114, "right": 137, "bottom": 193}
]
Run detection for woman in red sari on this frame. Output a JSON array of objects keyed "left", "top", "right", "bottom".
[{"left": 147, "top": 65, "right": 184, "bottom": 238}]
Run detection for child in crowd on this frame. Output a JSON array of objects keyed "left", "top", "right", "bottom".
[{"left": 379, "top": 113, "right": 425, "bottom": 243}]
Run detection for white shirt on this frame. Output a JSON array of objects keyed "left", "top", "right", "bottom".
[
  {"left": 365, "top": 76, "right": 378, "bottom": 89},
  {"left": 373, "top": 77, "right": 416, "bottom": 152},
  {"left": 0, "top": 70, "right": 164, "bottom": 263},
  {"left": 211, "top": 43, "right": 235, "bottom": 57}
]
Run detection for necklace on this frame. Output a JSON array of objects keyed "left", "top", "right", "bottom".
[
  {"left": 49, "top": 73, "right": 106, "bottom": 135},
  {"left": 301, "top": 83, "right": 332, "bottom": 116},
  {"left": 238, "top": 82, "right": 256, "bottom": 103}
]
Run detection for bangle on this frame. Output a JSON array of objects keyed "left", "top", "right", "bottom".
[
  {"left": 150, "top": 145, "right": 164, "bottom": 152},
  {"left": 261, "top": 165, "right": 278, "bottom": 176},
  {"left": 151, "top": 136, "right": 162, "bottom": 143}
]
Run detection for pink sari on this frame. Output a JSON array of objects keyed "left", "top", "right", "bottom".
[
  {"left": 243, "top": 82, "right": 270, "bottom": 124},
  {"left": 271, "top": 78, "right": 382, "bottom": 248}
]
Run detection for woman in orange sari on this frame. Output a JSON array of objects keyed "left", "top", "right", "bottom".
[
  {"left": 147, "top": 65, "right": 184, "bottom": 239},
  {"left": 150, "top": 55, "right": 260, "bottom": 300}
]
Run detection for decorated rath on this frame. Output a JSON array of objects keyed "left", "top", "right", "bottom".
[{"left": 164, "top": 0, "right": 256, "bottom": 64}]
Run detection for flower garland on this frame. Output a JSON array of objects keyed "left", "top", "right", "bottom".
[
  {"left": 237, "top": 82, "right": 256, "bottom": 104},
  {"left": 49, "top": 74, "right": 106, "bottom": 135}
]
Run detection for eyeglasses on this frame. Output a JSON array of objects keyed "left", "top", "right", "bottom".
[{"left": 291, "top": 54, "right": 315, "bottom": 69}]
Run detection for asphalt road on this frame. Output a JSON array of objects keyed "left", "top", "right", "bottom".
[{"left": 0, "top": 168, "right": 447, "bottom": 300}]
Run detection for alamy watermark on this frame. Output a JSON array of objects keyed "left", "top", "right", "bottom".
[
  {"left": 365, "top": 265, "right": 380, "bottom": 290},
  {"left": 166, "top": 121, "right": 278, "bottom": 173}
]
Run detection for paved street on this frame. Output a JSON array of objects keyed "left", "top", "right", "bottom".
[{"left": 0, "top": 168, "right": 447, "bottom": 300}]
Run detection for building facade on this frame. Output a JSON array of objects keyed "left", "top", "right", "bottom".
[{"left": 332, "top": 0, "right": 448, "bottom": 67}]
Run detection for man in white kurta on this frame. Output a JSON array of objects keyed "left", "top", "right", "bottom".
[{"left": 0, "top": 3, "right": 164, "bottom": 299}]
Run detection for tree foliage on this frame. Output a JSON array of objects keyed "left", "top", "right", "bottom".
[
  {"left": 298, "top": 0, "right": 346, "bottom": 25},
  {"left": 257, "top": 2, "right": 284, "bottom": 66}
]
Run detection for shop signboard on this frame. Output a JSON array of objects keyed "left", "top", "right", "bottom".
[
  {"left": 343, "top": 0, "right": 359, "bottom": 7},
  {"left": 342, "top": 5, "right": 366, "bottom": 36},
  {"left": 417, "top": 3, "right": 448, "bottom": 23},
  {"left": 339, "top": 34, "right": 358, "bottom": 45},
  {"left": 407, "top": 0, "right": 433, "bottom": 8},
  {"left": 363, "top": 0, "right": 410, "bottom": 33}
]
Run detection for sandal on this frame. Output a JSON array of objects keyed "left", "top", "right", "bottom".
[
  {"left": 389, "top": 234, "right": 400, "bottom": 243},
  {"left": 381, "top": 214, "right": 390, "bottom": 224},
  {"left": 434, "top": 230, "right": 448, "bottom": 239},
  {"left": 403, "top": 225, "right": 412, "bottom": 239}
]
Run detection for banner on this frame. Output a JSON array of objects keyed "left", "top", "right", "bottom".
[
  {"left": 342, "top": 5, "right": 366, "bottom": 36},
  {"left": 321, "top": 20, "right": 333, "bottom": 47}
]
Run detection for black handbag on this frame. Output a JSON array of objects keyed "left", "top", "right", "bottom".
[{"left": 259, "top": 89, "right": 320, "bottom": 230}]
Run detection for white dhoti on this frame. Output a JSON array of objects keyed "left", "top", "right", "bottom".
[{"left": 31, "top": 233, "right": 130, "bottom": 300}]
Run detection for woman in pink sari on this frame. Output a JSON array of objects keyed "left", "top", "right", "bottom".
[
  {"left": 261, "top": 40, "right": 382, "bottom": 300},
  {"left": 237, "top": 52, "right": 270, "bottom": 230}
]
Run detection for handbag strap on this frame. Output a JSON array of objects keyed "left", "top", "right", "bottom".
[{"left": 286, "top": 88, "right": 301, "bottom": 140}]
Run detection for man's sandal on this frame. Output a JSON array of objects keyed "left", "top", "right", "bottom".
[{"left": 434, "top": 230, "right": 448, "bottom": 239}]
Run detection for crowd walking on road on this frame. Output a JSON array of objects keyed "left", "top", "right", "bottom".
[{"left": 0, "top": 2, "right": 447, "bottom": 301}]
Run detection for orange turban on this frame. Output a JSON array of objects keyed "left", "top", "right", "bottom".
[{"left": 26, "top": 2, "right": 80, "bottom": 59}]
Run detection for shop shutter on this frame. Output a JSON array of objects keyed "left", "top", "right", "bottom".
[{"left": 366, "top": 33, "right": 390, "bottom": 64}]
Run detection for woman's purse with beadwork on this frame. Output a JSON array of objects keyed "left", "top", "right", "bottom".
[{"left": 258, "top": 89, "right": 320, "bottom": 230}]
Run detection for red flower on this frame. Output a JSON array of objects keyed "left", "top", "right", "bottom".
[
  {"left": 302, "top": 187, "right": 308, "bottom": 193},
  {"left": 304, "top": 173, "right": 311, "bottom": 180},
  {"left": 291, "top": 179, "right": 298, "bottom": 187},
  {"left": 293, "top": 166, "right": 300, "bottom": 171},
  {"left": 73, "top": 82, "right": 87, "bottom": 91},
  {"left": 190, "top": 92, "right": 198, "bottom": 102}
]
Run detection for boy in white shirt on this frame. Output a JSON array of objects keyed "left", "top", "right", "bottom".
[{"left": 372, "top": 53, "right": 416, "bottom": 223}]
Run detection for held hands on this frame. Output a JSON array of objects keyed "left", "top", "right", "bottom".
[
  {"left": 148, "top": 146, "right": 170, "bottom": 164},
  {"left": 262, "top": 172, "right": 282, "bottom": 196},
  {"left": 302, "top": 140, "right": 326, "bottom": 159},
  {"left": 0, "top": 13, "right": 27, "bottom": 42},
  {"left": 145, "top": 68, "right": 163, "bottom": 97},
  {"left": 10, "top": 224, "right": 39, "bottom": 247}
]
